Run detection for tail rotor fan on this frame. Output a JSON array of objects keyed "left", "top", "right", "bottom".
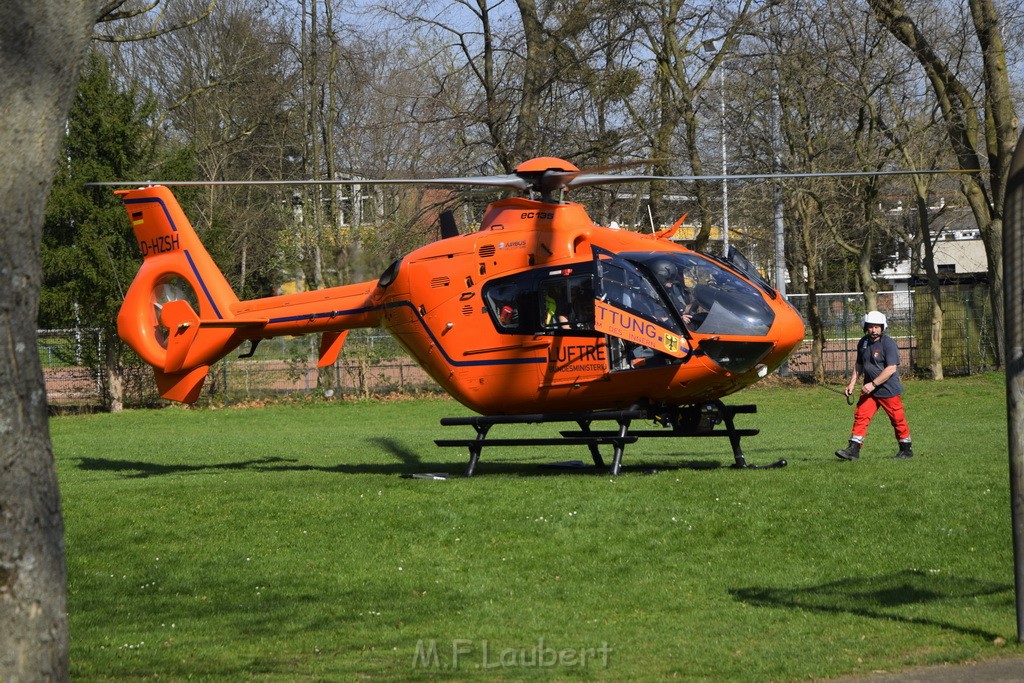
[{"left": 152, "top": 277, "right": 197, "bottom": 349}]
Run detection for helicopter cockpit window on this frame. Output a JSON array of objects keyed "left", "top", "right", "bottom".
[
  {"left": 483, "top": 280, "right": 532, "bottom": 333},
  {"left": 722, "top": 246, "right": 776, "bottom": 299},
  {"left": 541, "top": 275, "right": 595, "bottom": 331},
  {"left": 629, "top": 252, "right": 776, "bottom": 336},
  {"left": 483, "top": 267, "right": 597, "bottom": 335}
]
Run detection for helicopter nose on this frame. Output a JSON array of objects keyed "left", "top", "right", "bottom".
[{"left": 771, "top": 304, "right": 806, "bottom": 359}]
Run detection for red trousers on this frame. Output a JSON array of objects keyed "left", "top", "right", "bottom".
[{"left": 852, "top": 394, "right": 911, "bottom": 441}]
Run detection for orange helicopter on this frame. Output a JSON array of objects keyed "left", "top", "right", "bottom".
[{"left": 111, "top": 157, "right": 807, "bottom": 475}]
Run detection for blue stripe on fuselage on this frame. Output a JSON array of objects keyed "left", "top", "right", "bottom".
[{"left": 268, "top": 300, "right": 546, "bottom": 369}]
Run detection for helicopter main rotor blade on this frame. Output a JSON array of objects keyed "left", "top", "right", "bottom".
[
  {"left": 87, "top": 175, "right": 531, "bottom": 189},
  {"left": 566, "top": 168, "right": 976, "bottom": 188},
  {"left": 88, "top": 166, "right": 977, "bottom": 190}
]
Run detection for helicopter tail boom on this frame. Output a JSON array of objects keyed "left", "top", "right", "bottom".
[{"left": 114, "top": 185, "right": 381, "bottom": 403}]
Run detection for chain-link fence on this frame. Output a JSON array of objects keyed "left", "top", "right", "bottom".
[
  {"left": 39, "top": 328, "right": 105, "bottom": 408},
  {"left": 200, "top": 332, "right": 439, "bottom": 405},
  {"left": 787, "top": 284, "right": 997, "bottom": 378},
  {"left": 42, "top": 285, "right": 999, "bottom": 409},
  {"left": 41, "top": 328, "right": 441, "bottom": 410}
]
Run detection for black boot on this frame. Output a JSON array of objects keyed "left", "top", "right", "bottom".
[
  {"left": 835, "top": 440, "right": 861, "bottom": 461},
  {"left": 894, "top": 441, "right": 914, "bottom": 459}
]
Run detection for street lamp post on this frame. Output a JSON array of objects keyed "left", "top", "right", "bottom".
[
  {"left": 719, "top": 61, "right": 729, "bottom": 256},
  {"left": 703, "top": 39, "right": 731, "bottom": 256}
]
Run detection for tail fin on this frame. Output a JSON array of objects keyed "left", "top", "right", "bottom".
[{"left": 116, "top": 186, "right": 260, "bottom": 403}]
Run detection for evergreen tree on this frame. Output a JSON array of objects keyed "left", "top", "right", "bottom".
[{"left": 40, "top": 49, "right": 191, "bottom": 409}]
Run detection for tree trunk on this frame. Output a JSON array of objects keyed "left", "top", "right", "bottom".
[
  {"left": 858, "top": 232, "right": 879, "bottom": 313},
  {"left": 513, "top": 0, "right": 547, "bottom": 160},
  {"left": 105, "top": 333, "right": 124, "bottom": 413},
  {"left": 796, "top": 195, "right": 826, "bottom": 382},
  {"left": 913, "top": 191, "right": 945, "bottom": 380},
  {"left": 930, "top": 296, "right": 945, "bottom": 381},
  {"left": 0, "top": 1, "right": 93, "bottom": 679}
]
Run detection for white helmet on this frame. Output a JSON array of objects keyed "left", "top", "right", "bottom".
[{"left": 863, "top": 310, "right": 887, "bottom": 331}]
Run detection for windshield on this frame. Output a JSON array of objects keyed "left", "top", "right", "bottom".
[{"left": 627, "top": 252, "right": 776, "bottom": 336}]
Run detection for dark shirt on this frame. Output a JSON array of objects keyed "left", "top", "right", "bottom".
[
  {"left": 664, "top": 281, "right": 689, "bottom": 313},
  {"left": 856, "top": 333, "right": 903, "bottom": 398}
]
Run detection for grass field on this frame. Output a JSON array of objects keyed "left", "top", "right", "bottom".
[{"left": 50, "top": 373, "right": 1021, "bottom": 681}]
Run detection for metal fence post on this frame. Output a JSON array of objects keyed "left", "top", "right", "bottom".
[
  {"left": 843, "top": 297, "right": 850, "bottom": 377},
  {"left": 966, "top": 294, "right": 972, "bottom": 374},
  {"left": 95, "top": 329, "right": 103, "bottom": 397}
]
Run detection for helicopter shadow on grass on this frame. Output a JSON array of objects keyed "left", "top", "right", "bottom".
[
  {"left": 729, "top": 569, "right": 1011, "bottom": 641},
  {"left": 76, "top": 455, "right": 301, "bottom": 478},
  {"left": 74, "top": 438, "right": 465, "bottom": 479},
  {"left": 74, "top": 441, "right": 439, "bottom": 479},
  {"left": 254, "top": 437, "right": 729, "bottom": 478},
  {"left": 235, "top": 436, "right": 733, "bottom": 477},
  {"left": 75, "top": 438, "right": 733, "bottom": 479},
  {"left": 365, "top": 436, "right": 732, "bottom": 477},
  {"left": 436, "top": 456, "right": 729, "bottom": 478}
]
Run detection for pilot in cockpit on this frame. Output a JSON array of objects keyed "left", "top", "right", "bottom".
[
  {"left": 651, "top": 261, "right": 688, "bottom": 309},
  {"left": 651, "top": 259, "right": 704, "bottom": 328}
]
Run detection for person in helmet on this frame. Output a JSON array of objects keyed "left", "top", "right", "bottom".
[
  {"left": 835, "top": 310, "right": 914, "bottom": 460},
  {"left": 650, "top": 259, "right": 703, "bottom": 327},
  {"left": 650, "top": 260, "right": 686, "bottom": 308}
]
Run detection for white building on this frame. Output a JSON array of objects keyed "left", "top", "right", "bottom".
[{"left": 876, "top": 206, "right": 986, "bottom": 311}]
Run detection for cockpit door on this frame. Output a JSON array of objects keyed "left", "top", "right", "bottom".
[{"left": 592, "top": 248, "right": 689, "bottom": 366}]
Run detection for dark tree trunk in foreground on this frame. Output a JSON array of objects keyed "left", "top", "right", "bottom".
[{"left": 0, "top": 0, "right": 94, "bottom": 679}]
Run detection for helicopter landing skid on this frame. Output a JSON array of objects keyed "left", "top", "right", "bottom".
[
  {"left": 435, "top": 403, "right": 784, "bottom": 476},
  {"left": 717, "top": 404, "right": 786, "bottom": 470},
  {"left": 436, "top": 409, "right": 643, "bottom": 477}
]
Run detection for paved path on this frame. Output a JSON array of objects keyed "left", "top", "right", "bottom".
[{"left": 829, "top": 656, "right": 1024, "bottom": 682}]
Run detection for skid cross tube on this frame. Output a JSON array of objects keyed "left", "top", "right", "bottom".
[
  {"left": 558, "top": 402, "right": 783, "bottom": 469},
  {"left": 435, "top": 403, "right": 785, "bottom": 475},
  {"left": 437, "top": 409, "right": 643, "bottom": 476}
]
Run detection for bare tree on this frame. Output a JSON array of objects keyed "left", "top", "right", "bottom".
[
  {"left": 907, "top": 173, "right": 950, "bottom": 379},
  {"left": 869, "top": 0, "right": 1019, "bottom": 367},
  {"left": 125, "top": 0, "right": 301, "bottom": 296},
  {"left": 95, "top": 0, "right": 218, "bottom": 42},
  {"left": 626, "top": 0, "right": 769, "bottom": 249},
  {"left": 512, "top": 0, "right": 605, "bottom": 160},
  {"left": 880, "top": 98, "right": 956, "bottom": 380}
]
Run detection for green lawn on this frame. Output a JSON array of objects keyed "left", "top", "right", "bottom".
[{"left": 51, "top": 373, "right": 1020, "bottom": 680}]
